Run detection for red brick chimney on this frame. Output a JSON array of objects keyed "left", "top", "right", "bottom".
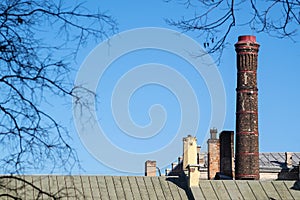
[
  {"left": 207, "top": 128, "right": 220, "bottom": 179},
  {"left": 235, "top": 35, "right": 260, "bottom": 180}
]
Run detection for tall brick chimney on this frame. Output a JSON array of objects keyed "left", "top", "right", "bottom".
[{"left": 235, "top": 35, "right": 260, "bottom": 180}]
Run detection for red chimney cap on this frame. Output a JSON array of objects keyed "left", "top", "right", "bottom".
[{"left": 238, "top": 35, "right": 256, "bottom": 42}]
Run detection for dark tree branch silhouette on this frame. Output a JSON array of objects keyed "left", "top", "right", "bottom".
[
  {"left": 0, "top": 0, "right": 117, "bottom": 174},
  {"left": 165, "top": 0, "right": 300, "bottom": 60}
]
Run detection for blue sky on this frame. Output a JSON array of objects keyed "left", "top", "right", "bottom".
[{"left": 52, "top": 1, "right": 300, "bottom": 175}]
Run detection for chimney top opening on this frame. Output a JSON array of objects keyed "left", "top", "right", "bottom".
[
  {"left": 210, "top": 128, "right": 218, "bottom": 139},
  {"left": 238, "top": 35, "right": 256, "bottom": 42}
]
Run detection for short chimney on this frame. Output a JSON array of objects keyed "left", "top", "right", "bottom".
[
  {"left": 172, "top": 162, "right": 178, "bottom": 170},
  {"left": 178, "top": 156, "right": 183, "bottom": 163},
  {"left": 285, "top": 152, "right": 293, "bottom": 168},
  {"left": 219, "top": 131, "right": 234, "bottom": 178},
  {"left": 145, "top": 160, "right": 156, "bottom": 176},
  {"left": 187, "top": 164, "right": 200, "bottom": 187},
  {"left": 165, "top": 168, "right": 170, "bottom": 176},
  {"left": 183, "top": 135, "right": 199, "bottom": 187},
  {"left": 207, "top": 128, "right": 220, "bottom": 179}
]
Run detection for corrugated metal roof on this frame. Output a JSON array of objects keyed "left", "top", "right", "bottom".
[
  {"left": 198, "top": 152, "right": 300, "bottom": 169},
  {"left": 0, "top": 175, "right": 190, "bottom": 200},
  {"left": 260, "top": 152, "right": 300, "bottom": 168},
  {"left": 1, "top": 175, "right": 299, "bottom": 199},
  {"left": 191, "top": 180, "right": 300, "bottom": 200}
]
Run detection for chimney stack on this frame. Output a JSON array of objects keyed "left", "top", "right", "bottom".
[
  {"left": 285, "top": 152, "right": 293, "bottom": 168},
  {"left": 207, "top": 128, "right": 220, "bottom": 179},
  {"left": 219, "top": 131, "right": 234, "bottom": 178},
  {"left": 145, "top": 160, "right": 156, "bottom": 176},
  {"left": 183, "top": 135, "right": 198, "bottom": 170},
  {"left": 235, "top": 35, "right": 260, "bottom": 180},
  {"left": 183, "top": 135, "right": 199, "bottom": 187}
]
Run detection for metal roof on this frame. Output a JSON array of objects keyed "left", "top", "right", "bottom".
[
  {"left": 191, "top": 180, "right": 300, "bottom": 200},
  {"left": 260, "top": 152, "right": 300, "bottom": 169},
  {"left": 199, "top": 152, "right": 300, "bottom": 170},
  {"left": 0, "top": 175, "right": 299, "bottom": 199},
  {"left": 0, "top": 175, "right": 190, "bottom": 200}
]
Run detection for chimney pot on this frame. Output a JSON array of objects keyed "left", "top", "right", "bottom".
[
  {"left": 178, "top": 156, "right": 183, "bottom": 163},
  {"left": 172, "top": 162, "right": 178, "bottom": 170},
  {"left": 285, "top": 152, "right": 293, "bottom": 168},
  {"left": 210, "top": 128, "right": 218, "bottom": 139},
  {"left": 238, "top": 35, "right": 256, "bottom": 42},
  {"left": 165, "top": 168, "right": 170, "bottom": 176}
]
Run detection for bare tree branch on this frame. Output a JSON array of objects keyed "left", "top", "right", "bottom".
[
  {"left": 166, "top": 0, "right": 300, "bottom": 60},
  {"left": 0, "top": 0, "right": 117, "bottom": 174}
]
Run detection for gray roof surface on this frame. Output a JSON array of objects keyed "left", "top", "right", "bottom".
[
  {"left": 0, "top": 175, "right": 190, "bottom": 200},
  {"left": 1, "top": 175, "right": 300, "bottom": 199},
  {"left": 191, "top": 180, "right": 300, "bottom": 200},
  {"left": 260, "top": 152, "right": 300, "bottom": 168},
  {"left": 199, "top": 152, "right": 300, "bottom": 169}
]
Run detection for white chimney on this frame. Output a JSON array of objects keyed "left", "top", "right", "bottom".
[
  {"left": 145, "top": 160, "right": 156, "bottom": 176},
  {"left": 285, "top": 152, "right": 293, "bottom": 168},
  {"left": 183, "top": 135, "right": 199, "bottom": 187}
]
